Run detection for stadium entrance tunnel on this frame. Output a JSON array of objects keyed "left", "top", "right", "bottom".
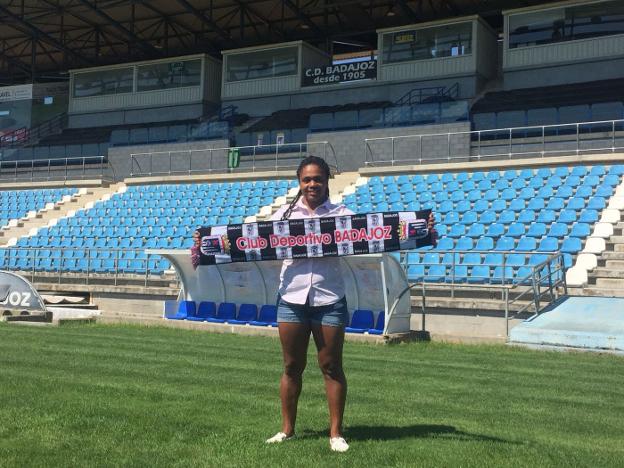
[{"left": 147, "top": 250, "right": 412, "bottom": 336}]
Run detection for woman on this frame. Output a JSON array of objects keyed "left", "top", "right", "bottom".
[
  {"left": 265, "top": 155, "right": 352, "bottom": 452},
  {"left": 193, "top": 156, "right": 435, "bottom": 452}
]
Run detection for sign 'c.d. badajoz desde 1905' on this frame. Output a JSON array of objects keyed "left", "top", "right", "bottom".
[{"left": 302, "top": 59, "right": 377, "bottom": 86}]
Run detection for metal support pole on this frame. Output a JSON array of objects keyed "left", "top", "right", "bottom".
[{"left": 421, "top": 280, "right": 426, "bottom": 331}]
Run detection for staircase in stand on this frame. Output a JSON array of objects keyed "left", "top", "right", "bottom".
[{"left": 584, "top": 220, "right": 624, "bottom": 297}]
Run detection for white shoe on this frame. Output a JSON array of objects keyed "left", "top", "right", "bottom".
[
  {"left": 330, "top": 436, "right": 349, "bottom": 452},
  {"left": 266, "top": 432, "right": 295, "bottom": 444}
]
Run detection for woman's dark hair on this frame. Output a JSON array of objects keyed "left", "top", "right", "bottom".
[{"left": 281, "top": 156, "right": 331, "bottom": 220}]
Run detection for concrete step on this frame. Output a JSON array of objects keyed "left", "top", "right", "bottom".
[
  {"left": 330, "top": 171, "right": 360, "bottom": 198},
  {"left": 580, "top": 287, "right": 624, "bottom": 298},
  {"left": 589, "top": 268, "right": 624, "bottom": 279},
  {"left": 601, "top": 252, "right": 624, "bottom": 260},
  {"left": 606, "top": 235, "right": 624, "bottom": 244},
  {"left": 605, "top": 260, "right": 624, "bottom": 269},
  {"left": 614, "top": 244, "right": 624, "bottom": 253},
  {"left": 594, "top": 277, "right": 624, "bottom": 289},
  {"left": 412, "top": 296, "right": 535, "bottom": 314},
  {"left": 31, "top": 280, "right": 179, "bottom": 296}
]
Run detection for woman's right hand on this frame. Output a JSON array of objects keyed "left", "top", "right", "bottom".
[{"left": 192, "top": 230, "right": 201, "bottom": 247}]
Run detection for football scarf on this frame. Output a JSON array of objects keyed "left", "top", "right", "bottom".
[{"left": 194, "top": 209, "right": 433, "bottom": 266}]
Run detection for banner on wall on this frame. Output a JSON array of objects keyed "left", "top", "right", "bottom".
[
  {"left": 0, "top": 84, "right": 33, "bottom": 103},
  {"left": 302, "top": 59, "right": 377, "bottom": 87},
  {"left": 194, "top": 210, "right": 433, "bottom": 266}
]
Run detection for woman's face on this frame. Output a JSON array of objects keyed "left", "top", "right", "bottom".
[{"left": 299, "top": 163, "right": 328, "bottom": 209}]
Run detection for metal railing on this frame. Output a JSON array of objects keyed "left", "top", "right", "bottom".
[
  {"left": 389, "top": 250, "right": 567, "bottom": 338},
  {"left": 364, "top": 119, "right": 624, "bottom": 166},
  {"left": 0, "top": 155, "right": 115, "bottom": 183},
  {"left": 129, "top": 141, "right": 339, "bottom": 177},
  {"left": 0, "top": 247, "right": 178, "bottom": 288},
  {"left": 0, "top": 113, "right": 67, "bottom": 149}
]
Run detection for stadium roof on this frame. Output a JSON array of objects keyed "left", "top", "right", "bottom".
[{"left": 0, "top": 0, "right": 562, "bottom": 84}]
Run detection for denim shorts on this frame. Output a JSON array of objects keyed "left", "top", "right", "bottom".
[{"left": 277, "top": 295, "right": 349, "bottom": 328}]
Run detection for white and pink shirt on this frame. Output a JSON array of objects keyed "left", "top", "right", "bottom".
[{"left": 271, "top": 198, "right": 354, "bottom": 306}]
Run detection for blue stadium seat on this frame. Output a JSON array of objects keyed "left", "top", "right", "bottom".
[
  {"left": 527, "top": 223, "right": 547, "bottom": 238},
  {"left": 446, "top": 266, "right": 468, "bottom": 283},
  {"left": 468, "top": 265, "right": 490, "bottom": 284},
  {"left": 537, "top": 237, "right": 559, "bottom": 252},
  {"left": 561, "top": 237, "right": 582, "bottom": 254},
  {"left": 448, "top": 225, "right": 466, "bottom": 238},
  {"left": 546, "top": 198, "right": 565, "bottom": 210},
  {"left": 499, "top": 210, "right": 516, "bottom": 224},
  {"left": 557, "top": 209, "right": 577, "bottom": 224},
  {"left": 249, "top": 305, "right": 278, "bottom": 327},
  {"left": 548, "top": 223, "right": 569, "bottom": 238},
  {"left": 346, "top": 310, "right": 374, "bottom": 333},
  {"left": 484, "top": 253, "right": 503, "bottom": 266},
  {"left": 579, "top": 209, "right": 599, "bottom": 223},
  {"left": 517, "top": 210, "right": 536, "bottom": 223},
  {"left": 229, "top": 303, "right": 258, "bottom": 325},
  {"left": 480, "top": 210, "right": 496, "bottom": 224},
  {"left": 528, "top": 198, "right": 545, "bottom": 210},
  {"left": 494, "top": 236, "right": 515, "bottom": 251},
  {"left": 407, "top": 264, "right": 424, "bottom": 281},
  {"left": 507, "top": 254, "right": 525, "bottom": 266},
  {"left": 491, "top": 266, "right": 514, "bottom": 284},
  {"left": 507, "top": 223, "right": 525, "bottom": 238},
  {"left": 435, "top": 238, "right": 454, "bottom": 251},
  {"left": 186, "top": 301, "right": 217, "bottom": 322},
  {"left": 166, "top": 300, "right": 196, "bottom": 320},
  {"left": 424, "top": 265, "right": 446, "bottom": 282},
  {"left": 516, "top": 237, "right": 537, "bottom": 251},
  {"left": 570, "top": 223, "right": 590, "bottom": 238},
  {"left": 456, "top": 237, "right": 473, "bottom": 250},
  {"left": 206, "top": 302, "right": 237, "bottom": 323},
  {"left": 475, "top": 237, "right": 494, "bottom": 250},
  {"left": 467, "top": 223, "right": 485, "bottom": 238},
  {"left": 462, "top": 252, "right": 481, "bottom": 265},
  {"left": 587, "top": 197, "right": 606, "bottom": 210},
  {"left": 486, "top": 223, "right": 505, "bottom": 237}
]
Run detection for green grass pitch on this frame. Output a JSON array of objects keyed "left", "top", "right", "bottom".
[{"left": 1, "top": 322, "right": 623, "bottom": 467}]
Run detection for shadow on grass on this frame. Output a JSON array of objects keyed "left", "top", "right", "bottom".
[{"left": 301, "top": 424, "right": 518, "bottom": 444}]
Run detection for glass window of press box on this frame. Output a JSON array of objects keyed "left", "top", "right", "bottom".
[
  {"left": 508, "top": 1, "right": 624, "bottom": 49},
  {"left": 137, "top": 59, "right": 202, "bottom": 92},
  {"left": 381, "top": 23, "right": 472, "bottom": 64},
  {"left": 73, "top": 67, "right": 134, "bottom": 98},
  {"left": 226, "top": 47, "right": 298, "bottom": 82}
]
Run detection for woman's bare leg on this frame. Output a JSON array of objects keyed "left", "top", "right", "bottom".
[
  {"left": 278, "top": 322, "right": 311, "bottom": 436},
  {"left": 311, "top": 324, "right": 347, "bottom": 438}
]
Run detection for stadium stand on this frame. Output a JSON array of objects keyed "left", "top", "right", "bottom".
[
  {"left": 342, "top": 164, "right": 624, "bottom": 285},
  {"left": 471, "top": 79, "right": 624, "bottom": 130},
  {"left": 0, "top": 179, "right": 297, "bottom": 275},
  {"left": 0, "top": 188, "right": 79, "bottom": 229}
]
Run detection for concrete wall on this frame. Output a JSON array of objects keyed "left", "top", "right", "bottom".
[
  {"left": 224, "top": 76, "right": 476, "bottom": 117},
  {"left": 107, "top": 139, "right": 230, "bottom": 180},
  {"left": 309, "top": 122, "right": 471, "bottom": 171},
  {"left": 504, "top": 57, "right": 624, "bottom": 90},
  {"left": 68, "top": 102, "right": 210, "bottom": 128}
]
